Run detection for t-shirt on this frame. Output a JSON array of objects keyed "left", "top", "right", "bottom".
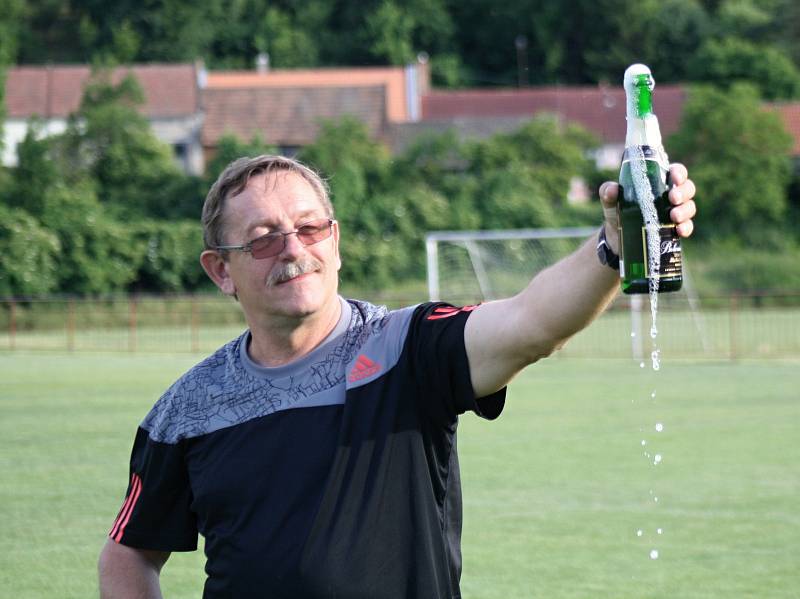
[{"left": 109, "top": 298, "right": 506, "bottom": 598}]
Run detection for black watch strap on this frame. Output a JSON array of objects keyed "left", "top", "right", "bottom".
[{"left": 597, "top": 226, "right": 620, "bottom": 271}]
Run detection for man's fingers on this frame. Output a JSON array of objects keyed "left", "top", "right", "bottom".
[
  {"left": 676, "top": 220, "right": 694, "bottom": 238},
  {"left": 599, "top": 181, "right": 619, "bottom": 208},
  {"left": 670, "top": 199, "right": 696, "bottom": 223},
  {"left": 668, "top": 163, "right": 688, "bottom": 186},
  {"left": 669, "top": 178, "right": 695, "bottom": 205}
]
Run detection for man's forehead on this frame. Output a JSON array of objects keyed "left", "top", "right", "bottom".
[
  {"left": 237, "top": 169, "right": 313, "bottom": 199},
  {"left": 223, "top": 170, "right": 325, "bottom": 233}
]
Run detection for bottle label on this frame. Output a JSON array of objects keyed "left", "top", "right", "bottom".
[{"left": 643, "top": 224, "right": 682, "bottom": 279}]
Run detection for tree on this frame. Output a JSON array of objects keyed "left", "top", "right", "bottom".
[
  {"left": 468, "top": 114, "right": 598, "bottom": 217},
  {"left": 60, "top": 70, "right": 188, "bottom": 219},
  {"left": 254, "top": 7, "right": 320, "bottom": 68},
  {"left": 0, "top": 204, "right": 60, "bottom": 297},
  {"left": 204, "top": 134, "right": 277, "bottom": 188},
  {"left": 668, "top": 83, "right": 794, "bottom": 245},
  {"left": 687, "top": 37, "right": 800, "bottom": 99}
]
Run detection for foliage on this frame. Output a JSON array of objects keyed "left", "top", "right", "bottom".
[
  {"left": 203, "top": 134, "right": 277, "bottom": 188},
  {"left": 691, "top": 239, "right": 800, "bottom": 293},
  {"left": 668, "top": 83, "right": 794, "bottom": 246},
  {"left": 60, "top": 71, "right": 185, "bottom": 218},
  {"left": 687, "top": 37, "right": 800, "bottom": 99},
  {"left": 0, "top": 70, "right": 207, "bottom": 296},
  {"left": 131, "top": 220, "right": 207, "bottom": 292},
  {"left": 38, "top": 182, "right": 143, "bottom": 295},
  {"left": 0, "top": 204, "right": 60, "bottom": 296}
]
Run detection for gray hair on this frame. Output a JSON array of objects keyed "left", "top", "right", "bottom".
[{"left": 201, "top": 154, "right": 332, "bottom": 250}]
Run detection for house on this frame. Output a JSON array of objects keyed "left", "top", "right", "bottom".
[
  {"left": 200, "top": 61, "right": 429, "bottom": 160},
  {"left": 3, "top": 63, "right": 205, "bottom": 174},
  {"left": 390, "top": 84, "right": 688, "bottom": 171}
]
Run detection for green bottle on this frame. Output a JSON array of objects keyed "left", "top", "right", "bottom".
[{"left": 618, "top": 64, "right": 682, "bottom": 294}]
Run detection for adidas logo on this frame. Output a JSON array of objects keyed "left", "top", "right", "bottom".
[{"left": 348, "top": 354, "right": 382, "bottom": 382}]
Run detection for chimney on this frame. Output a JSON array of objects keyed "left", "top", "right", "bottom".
[
  {"left": 255, "top": 53, "right": 270, "bottom": 74},
  {"left": 195, "top": 58, "right": 208, "bottom": 89}
]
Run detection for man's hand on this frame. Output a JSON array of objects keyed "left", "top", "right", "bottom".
[{"left": 598, "top": 163, "right": 697, "bottom": 254}]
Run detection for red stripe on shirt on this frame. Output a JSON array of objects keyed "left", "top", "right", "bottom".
[
  {"left": 111, "top": 473, "right": 142, "bottom": 542},
  {"left": 109, "top": 473, "right": 137, "bottom": 538}
]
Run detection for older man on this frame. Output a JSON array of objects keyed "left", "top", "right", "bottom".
[{"left": 99, "top": 154, "right": 696, "bottom": 598}]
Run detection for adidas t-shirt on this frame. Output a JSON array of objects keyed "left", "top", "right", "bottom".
[{"left": 109, "top": 298, "right": 506, "bottom": 598}]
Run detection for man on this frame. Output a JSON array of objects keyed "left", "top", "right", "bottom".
[{"left": 98, "top": 154, "right": 696, "bottom": 598}]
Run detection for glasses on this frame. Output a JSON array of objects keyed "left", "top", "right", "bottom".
[{"left": 213, "top": 218, "right": 336, "bottom": 259}]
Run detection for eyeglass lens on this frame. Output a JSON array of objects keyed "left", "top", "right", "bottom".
[{"left": 249, "top": 219, "right": 333, "bottom": 259}]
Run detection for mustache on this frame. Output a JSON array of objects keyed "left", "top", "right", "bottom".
[{"left": 267, "top": 258, "right": 323, "bottom": 285}]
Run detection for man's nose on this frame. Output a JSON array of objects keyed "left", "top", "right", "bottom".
[{"left": 278, "top": 231, "right": 306, "bottom": 259}]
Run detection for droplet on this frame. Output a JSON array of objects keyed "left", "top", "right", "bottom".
[
  {"left": 636, "top": 529, "right": 643, "bottom": 537},
  {"left": 650, "top": 549, "right": 659, "bottom": 560},
  {"left": 655, "top": 423, "right": 664, "bottom": 432},
  {"left": 650, "top": 326, "right": 657, "bottom": 339},
  {"left": 653, "top": 454, "right": 662, "bottom": 465},
  {"left": 654, "top": 496, "right": 659, "bottom": 503},
  {"left": 657, "top": 528, "right": 663, "bottom": 535},
  {"left": 631, "top": 332, "right": 636, "bottom": 337},
  {"left": 641, "top": 439, "right": 647, "bottom": 446},
  {"left": 640, "top": 362, "right": 645, "bottom": 368},
  {"left": 651, "top": 391, "right": 656, "bottom": 399}
]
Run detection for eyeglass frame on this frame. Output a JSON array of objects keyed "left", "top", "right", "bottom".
[{"left": 210, "top": 218, "right": 338, "bottom": 259}]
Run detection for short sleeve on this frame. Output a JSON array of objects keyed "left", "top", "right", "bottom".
[
  {"left": 406, "top": 303, "right": 506, "bottom": 424},
  {"left": 108, "top": 426, "right": 198, "bottom": 552}
]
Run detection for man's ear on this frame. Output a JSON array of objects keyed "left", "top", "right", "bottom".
[
  {"left": 200, "top": 250, "right": 237, "bottom": 296},
  {"left": 332, "top": 221, "right": 342, "bottom": 272}
]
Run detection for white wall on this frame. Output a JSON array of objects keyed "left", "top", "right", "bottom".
[{"left": 2, "top": 119, "right": 68, "bottom": 167}]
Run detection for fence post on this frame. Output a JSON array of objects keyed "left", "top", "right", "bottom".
[
  {"left": 67, "top": 298, "right": 76, "bottom": 351},
  {"left": 8, "top": 300, "right": 16, "bottom": 350},
  {"left": 191, "top": 296, "right": 200, "bottom": 353},
  {"left": 729, "top": 294, "right": 738, "bottom": 361},
  {"left": 128, "top": 297, "right": 137, "bottom": 353}
]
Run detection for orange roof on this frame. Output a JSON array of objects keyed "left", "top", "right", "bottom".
[
  {"left": 766, "top": 103, "right": 800, "bottom": 154},
  {"left": 5, "top": 64, "right": 199, "bottom": 119},
  {"left": 422, "top": 85, "right": 688, "bottom": 144},
  {"left": 207, "top": 67, "right": 414, "bottom": 123}
]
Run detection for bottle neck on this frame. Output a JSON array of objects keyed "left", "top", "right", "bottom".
[
  {"left": 625, "top": 83, "right": 662, "bottom": 148},
  {"left": 625, "top": 114, "right": 663, "bottom": 148}
]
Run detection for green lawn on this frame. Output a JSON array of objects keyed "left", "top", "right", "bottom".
[{"left": 0, "top": 352, "right": 797, "bottom": 598}]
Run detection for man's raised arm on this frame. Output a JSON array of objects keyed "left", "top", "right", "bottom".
[{"left": 464, "top": 165, "right": 696, "bottom": 398}]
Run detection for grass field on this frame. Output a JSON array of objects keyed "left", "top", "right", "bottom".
[{"left": 1, "top": 352, "right": 798, "bottom": 598}]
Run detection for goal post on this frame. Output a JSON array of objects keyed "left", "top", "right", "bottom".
[{"left": 425, "top": 226, "right": 597, "bottom": 303}]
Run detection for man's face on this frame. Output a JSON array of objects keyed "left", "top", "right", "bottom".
[{"left": 212, "top": 170, "right": 341, "bottom": 321}]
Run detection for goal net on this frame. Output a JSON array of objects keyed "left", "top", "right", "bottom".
[
  {"left": 425, "top": 226, "right": 711, "bottom": 358},
  {"left": 425, "top": 227, "right": 596, "bottom": 303}
]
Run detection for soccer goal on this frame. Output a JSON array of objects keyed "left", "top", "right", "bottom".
[{"left": 425, "top": 226, "right": 597, "bottom": 303}]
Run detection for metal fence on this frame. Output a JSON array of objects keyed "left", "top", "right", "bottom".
[{"left": 1, "top": 292, "right": 799, "bottom": 359}]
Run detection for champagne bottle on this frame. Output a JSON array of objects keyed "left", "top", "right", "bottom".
[{"left": 618, "top": 64, "right": 682, "bottom": 294}]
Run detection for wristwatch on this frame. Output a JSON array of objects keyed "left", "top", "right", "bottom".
[{"left": 597, "top": 226, "right": 620, "bottom": 271}]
